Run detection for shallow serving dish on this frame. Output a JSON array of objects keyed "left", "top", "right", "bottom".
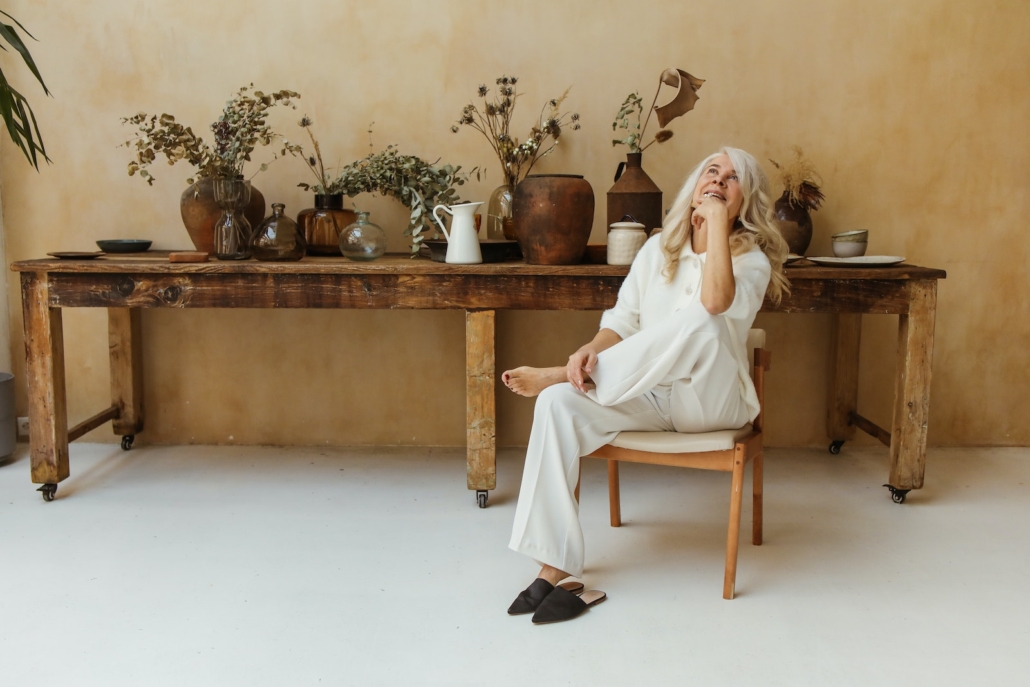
[
  {"left": 423, "top": 239, "right": 521, "bottom": 264},
  {"left": 96, "top": 239, "right": 152, "bottom": 253},
  {"left": 807, "top": 255, "right": 905, "bottom": 267},
  {"left": 48, "top": 251, "right": 104, "bottom": 260}
]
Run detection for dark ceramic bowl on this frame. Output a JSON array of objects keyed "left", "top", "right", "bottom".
[{"left": 97, "top": 239, "right": 152, "bottom": 253}]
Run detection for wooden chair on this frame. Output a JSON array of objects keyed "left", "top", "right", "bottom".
[{"left": 585, "top": 329, "right": 771, "bottom": 600}]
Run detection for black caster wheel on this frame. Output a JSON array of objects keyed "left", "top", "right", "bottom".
[
  {"left": 121, "top": 435, "right": 135, "bottom": 451},
  {"left": 829, "top": 440, "right": 845, "bottom": 455},
  {"left": 883, "top": 484, "right": 910, "bottom": 504},
  {"left": 37, "top": 483, "right": 57, "bottom": 502},
  {"left": 476, "top": 490, "right": 489, "bottom": 509}
]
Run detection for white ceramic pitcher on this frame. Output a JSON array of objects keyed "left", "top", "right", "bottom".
[{"left": 432, "top": 201, "right": 483, "bottom": 264}]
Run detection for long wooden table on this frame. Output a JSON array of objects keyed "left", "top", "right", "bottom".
[{"left": 12, "top": 254, "right": 944, "bottom": 505}]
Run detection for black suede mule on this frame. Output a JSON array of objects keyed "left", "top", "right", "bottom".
[
  {"left": 507, "top": 579, "right": 585, "bottom": 615},
  {"left": 531, "top": 587, "right": 607, "bottom": 624}
]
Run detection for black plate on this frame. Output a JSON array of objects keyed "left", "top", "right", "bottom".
[
  {"left": 48, "top": 251, "right": 104, "bottom": 260},
  {"left": 97, "top": 239, "right": 152, "bottom": 253},
  {"left": 423, "top": 239, "right": 521, "bottom": 263}
]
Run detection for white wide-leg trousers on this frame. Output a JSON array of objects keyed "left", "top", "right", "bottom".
[{"left": 508, "top": 302, "right": 750, "bottom": 577}]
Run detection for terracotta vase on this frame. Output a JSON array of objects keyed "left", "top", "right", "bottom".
[
  {"left": 180, "top": 178, "right": 266, "bottom": 254},
  {"left": 297, "top": 194, "right": 358, "bottom": 256},
  {"left": 512, "top": 174, "right": 594, "bottom": 265},
  {"left": 606, "top": 152, "right": 662, "bottom": 236},
  {"left": 773, "top": 191, "right": 814, "bottom": 255}
]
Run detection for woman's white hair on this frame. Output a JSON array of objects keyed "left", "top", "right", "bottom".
[{"left": 660, "top": 146, "right": 790, "bottom": 303}]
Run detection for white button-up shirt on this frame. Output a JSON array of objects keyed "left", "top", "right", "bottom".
[{"left": 599, "top": 233, "right": 772, "bottom": 421}]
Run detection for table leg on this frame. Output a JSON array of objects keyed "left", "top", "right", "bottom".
[
  {"left": 827, "top": 313, "right": 861, "bottom": 445},
  {"left": 465, "top": 309, "right": 496, "bottom": 494},
  {"left": 109, "top": 308, "right": 144, "bottom": 438},
  {"left": 21, "top": 272, "right": 69, "bottom": 485},
  {"left": 889, "top": 281, "right": 938, "bottom": 490}
]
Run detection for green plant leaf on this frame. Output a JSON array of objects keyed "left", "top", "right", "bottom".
[
  {"left": 0, "top": 16, "right": 50, "bottom": 96},
  {"left": 0, "top": 73, "right": 48, "bottom": 169}
]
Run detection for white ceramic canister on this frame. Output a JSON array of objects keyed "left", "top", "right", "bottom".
[{"left": 607, "top": 220, "right": 647, "bottom": 265}]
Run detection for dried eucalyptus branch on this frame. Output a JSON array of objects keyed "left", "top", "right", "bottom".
[
  {"left": 122, "top": 84, "right": 301, "bottom": 185},
  {"left": 330, "top": 144, "right": 471, "bottom": 254},
  {"left": 612, "top": 91, "right": 673, "bottom": 153}
]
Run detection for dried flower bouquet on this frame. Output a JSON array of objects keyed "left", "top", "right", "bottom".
[{"left": 452, "top": 75, "right": 580, "bottom": 188}]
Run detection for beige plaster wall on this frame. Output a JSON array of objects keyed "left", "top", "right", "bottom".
[{"left": 1, "top": 0, "right": 1027, "bottom": 448}]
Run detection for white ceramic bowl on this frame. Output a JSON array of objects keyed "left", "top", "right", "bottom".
[{"left": 832, "top": 240, "right": 868, "bottom": 258}]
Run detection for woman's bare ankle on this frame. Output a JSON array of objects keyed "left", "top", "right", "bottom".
[{"left": 537, "top": 564, "right": 572, "bottom": 586}]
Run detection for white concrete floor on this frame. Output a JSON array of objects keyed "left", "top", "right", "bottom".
[{"left": 0, "top": 443, "right": 1027, "bottom": 686}]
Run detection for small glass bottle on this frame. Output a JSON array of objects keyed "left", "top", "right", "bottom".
[
  {"left": 212, "top": 177, "right": 252, "bottom": 260},
  {"left": 339, "top": 211, "right": 387, "bottom": 261},
  {"left": 251, "top": 203, "right": 306, "bottom": 261}
]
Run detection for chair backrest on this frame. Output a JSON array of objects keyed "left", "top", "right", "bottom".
[{"left": 745, "top": 329, "right": 766, "bottom": 379}]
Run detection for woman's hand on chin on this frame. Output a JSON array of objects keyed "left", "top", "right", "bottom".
[{"left": 691, "top": 197, "right": 730, "bottom": 233}]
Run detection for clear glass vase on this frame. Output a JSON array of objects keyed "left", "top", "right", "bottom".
[
  {"left": 212, "top": 178, "right": 253, "bottom": 260},
  {"left": 251, "top": 203, "right": 305, "bottom": 261},
  {"left": 339, "top": 211, "right": 387, "bottom": 261},
  {"left": 485, "top": 184, "right": 515, "bottom": 240}
]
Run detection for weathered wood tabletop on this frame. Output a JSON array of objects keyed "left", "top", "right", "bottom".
[{"left": 12, "top": 253, "right": 945, "bottom": 505}]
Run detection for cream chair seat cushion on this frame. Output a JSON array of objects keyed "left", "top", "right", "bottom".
[
  {"left": 611, "top": 424, "right": 753, "bottom": 453},
  {"left": 608, "top": 328, "right": 765, "bottom": 454}
]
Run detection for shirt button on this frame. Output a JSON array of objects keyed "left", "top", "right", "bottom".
[{"left": 685, "top": 287, "right": 693, "bottom": 295}]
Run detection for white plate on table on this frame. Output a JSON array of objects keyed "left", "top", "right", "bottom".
[
  {"left": 807, "top": 255, "right": 906, "bottom": 267},
  {"left": 784, "top": 253, "right": 805, "bottom": 265}
]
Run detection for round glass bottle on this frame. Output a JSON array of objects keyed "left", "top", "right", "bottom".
[
  {"left": 339, "top": 211, "right": 387, "bottom": 261},
  {"left": 251, "top": 203, "right": 306, "bottom": 261}
]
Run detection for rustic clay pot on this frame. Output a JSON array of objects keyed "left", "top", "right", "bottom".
[
  {"left": 512, "top": 174, "right": 594, "bottom": 265},
  {"left": 773, "top": 191, "right": 813, "bottom": 255},
  {"left": 180, "top": 178, "right": 266, "bottom": 254},
  {"left": 607, "top": 152, "right": 662, "bottom": 236},
  {"left": 297, "top": 194, "right": 358, "bottom": 256}
]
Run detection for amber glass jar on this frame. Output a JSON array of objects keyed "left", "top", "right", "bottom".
[{"left": 296, "top": 194, "right": 358, "bottom": 256}]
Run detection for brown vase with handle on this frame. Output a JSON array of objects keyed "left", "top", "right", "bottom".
[
  {"left": 606, "top": 152, "right": 662, "bottom": 236},
  {"left": 180, "top": 177, "right": 266, "bottom": 254},
  {"left": 773, "top": 191, "right": 813, "bottom": 255}
]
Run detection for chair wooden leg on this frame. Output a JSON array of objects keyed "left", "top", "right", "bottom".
[
  {"left": 724, "top": 451, "right": 746, "bottom": 600},
  {"left": 752, "top": 452, "right": 763, "bottom": 546},
  {"left": 607, "top": 460, "right": 622, "bottom": 527}
]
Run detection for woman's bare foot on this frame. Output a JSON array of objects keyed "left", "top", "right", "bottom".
[{"left": 501, "top": 366, "right": 566, "bottom": 397}]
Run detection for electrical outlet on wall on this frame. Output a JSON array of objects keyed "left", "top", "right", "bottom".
[{"left": 17, "top": 417, "right": 29, "bottom": 438}]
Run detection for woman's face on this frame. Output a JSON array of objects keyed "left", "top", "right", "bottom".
[{"left": 691, "top": 154, "right": 744, "bottom": 221}]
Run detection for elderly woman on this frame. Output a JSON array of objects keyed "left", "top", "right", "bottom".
[{"left": 500, "top": 147, "right": 790, "bottom": 624}]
